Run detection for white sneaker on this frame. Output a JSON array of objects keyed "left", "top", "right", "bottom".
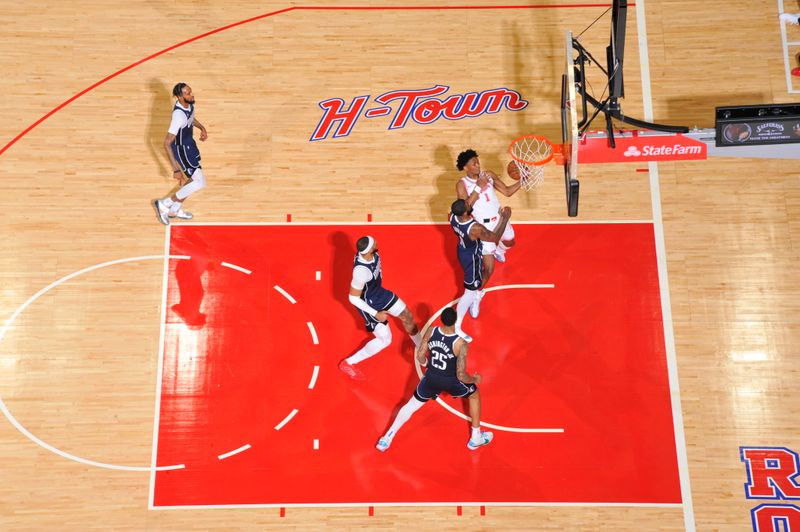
[
  {"left": 170, "top": 209, "right": 193, "bottom": 220},
  {"left": 469, "top": 297, "right": 480, "bottom": 318},
  {"left": 780, "top": 13, "right": 800, "bottom": 25},
  {"left": 494, "top": 250, "right": 506, "bottom": 263},
  {"left": 152, "top": 200, "right": 170, "bottom": 225},
  {"left": 468, "top": 430, "right": 494, "bottom": 450},
  {"left": 376, "top": 437, "right": 392, "bottom": 452},
  {"left": 456, "top": 330, "right": 473, "bottom": 343}
]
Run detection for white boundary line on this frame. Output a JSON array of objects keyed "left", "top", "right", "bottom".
[
  {"left": 274, "top": 409, "right": 299, "bottom": 431},
  {"left": 152, "top": 501, "right": 684, "bottom": 510},
  {"left": 778, "top": 0, "right": 800, "bottom": 94},
  {"left": 636, "top": 2, "right": 695, "bottom": 530},
  {"left": 273, "top": 285, "right": 297, "bottom": 304},
  {"left": 0, "top": 252, "right": 186, "bottom": 474},
  {"left": 218, "top": 444, "right": 252, "bottom": 460},
  {"left": 221, "top": 261, "right": 252, "bottom": 275},
  {"left": 307, "top": 365, "right": 320, "bottom": 389},
  {"left": 175, "top": 220, "right": 653, "bottom": 226},
  {"left": 306, "top": 322, "right": 319, "bottom": 344}
]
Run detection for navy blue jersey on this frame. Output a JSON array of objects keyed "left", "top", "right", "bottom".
[
  {"left": 425, "top": 327, "right": 460, "bottom": 377},
  {"left": 170, "top": 102, "right": 201, "bottom": 176},
  {"left": 450, "top": 213, "right": 483, "bottom": 290},
  {"left": 414, "top": 327, "right": 476, "bottom": 402},
  {"left": 353, "top": 251, "right": 398, "bottom": 331}
]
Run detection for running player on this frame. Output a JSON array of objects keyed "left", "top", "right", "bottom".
[
  {"left": 450, "top": 199, "right": 511, "bottom": 340},
  {"left": 375, "top": 307, "right": 493, "bottom": 451},
  {"left": 340, "top": 235, "right": 422, "bottom": 381},
  {"left": 455, "top": 149, "right": 521, "bottom": 316},
  {"left": 152, "top": 83, "right": 208, "bottom": 225}
]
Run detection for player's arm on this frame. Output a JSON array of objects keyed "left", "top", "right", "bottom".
[
  {"left": 415, "top": 327, "right": 435, "bottom": 366},
  {"left": 347, "top": 267, "right": 387, "bottom": 320},
  {"left": 468, "top": 206, "right": 512, "bottom": 243},
  {"left": 456, "top": 179, "right": 480, "bottom": 207},
  {"left": 488, "top": 170, "right": 522, "bottom": 197},
  {"left": 455, "top": 340, "right": 481, "bottom": 384},
  {"left": 193, "top": 118, "right": 208, "bottom": 141},
  {"left": 163, "top": 132, "right": 184, "bottom": 179}
]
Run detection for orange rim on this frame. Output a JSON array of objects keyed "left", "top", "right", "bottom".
[{"left": 508, "top": 134, "right": 556, "bottom": 166}]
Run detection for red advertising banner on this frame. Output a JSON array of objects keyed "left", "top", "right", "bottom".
[{"left": 578, "top": 130, "right": 708, "bottom": 163}]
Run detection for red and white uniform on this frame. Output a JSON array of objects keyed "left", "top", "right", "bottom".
[{"left": 460, "top": 171, "right": 514, "bottom": 255}]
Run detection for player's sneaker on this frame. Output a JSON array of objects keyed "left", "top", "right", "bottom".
[
  {"left": 339, "top": 359, "right": 366, "bottom": 381},
  {"left": 467, "top": 430, "right": 494, "bottom": 450},
  {"left": 456, "top": 330, "right": 473, "bottom": 343},
  {"left": 169, "top": 209, "right": 194, "bottom": 220},
  {"left": 780, "top": 13, "right": 800, "bottom": 25},
  {"left": 152, "top": 199, "right": 170, "bottom": 226},
  {"left": 494, "top": 249, "right": 506, "bottom": 263},
  {"left": 469, "top": 289, "right": 485, "bottom": 319},
  {"left": 376, "top": 437, "right": 392, "bottom": 452}
]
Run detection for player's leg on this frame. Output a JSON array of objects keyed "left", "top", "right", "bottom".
[
  {"left": 340, "top": 322, "right": 392, "bottom": 380},
  {"left": 465, "top": 389, "right": 493, "bottom": 450},
  {"left": 168, "top": 167, "right": 207, "bottom": 219},
  {"left": 454, "top": 289, "right": 478, "bottom": 342},
  {"left": 495, "top": 223, "right": 516, "bottom": 263},
  {"left": 376, "top": 382, "right": 432, "bottom": 451},
  {"left": 386, "top": 297, "right": 422, "bottom": 347}
]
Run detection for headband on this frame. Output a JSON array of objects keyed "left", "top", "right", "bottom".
[{"left": 359, "top": 235, "right": 375, "bottom": 256}]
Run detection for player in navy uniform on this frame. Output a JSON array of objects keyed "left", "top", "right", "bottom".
[
  {"left": 450, "top": 199, "right": 511, "bottom": 342},
  {"left": 152, "top": 83, "right": 209, "bottom": 225},
  {"left": 376, "top": 307, "right": 493, "bottom": 451},
  {"left": 339, "top": 235, "right": 422, "bottom": 380}
]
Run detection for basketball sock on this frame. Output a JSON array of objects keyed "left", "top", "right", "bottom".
[
  {"left": 455, "top": 289, "right": 478, "bottom": 332},
  {"left": 498, "top": 241, "right": 509, "bottom": 253},
  {"left": 385, "top": 397, "right": 425, "bottom": 438},
  {"left": 471, "top": 426, "right": 482, "bottom": 441},
  {"left": 168, "top": 201, "right": 183, "bottom": 214},
  {"left": 161, "top": 197, "right": 175, "bottom": 207},
  {"left": 410, "top": 331, "right": 422, "bottom": 347},
  {"left": 347, "top": 325, "right": 391, "bottom": 364}
]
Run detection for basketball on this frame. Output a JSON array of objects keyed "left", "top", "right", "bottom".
[{"left": 507, "top": 160, "right": 521, "bottom": 180}]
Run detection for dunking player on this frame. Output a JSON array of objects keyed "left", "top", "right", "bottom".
[
  {"left": 376, "top": 307, "right": 493, "bottom": 451},
  {"left": 450, "top": 199, "right": 511, "bottom": 341},
  {"left": 340, "top": 235, "right": 422, "bottom": 381},
  {"left": 455, "top": 149, "right": 521, "bottom": 316},
  {"left": 152, "top": 83, "right": 208, "bottom": 225}
]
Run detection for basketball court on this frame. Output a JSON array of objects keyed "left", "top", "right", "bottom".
[{"left": 0, "top": 1, "right": 798, "bottom": 530}]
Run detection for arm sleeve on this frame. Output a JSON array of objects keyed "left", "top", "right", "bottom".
[
  {"left": 167, "top": 110, "right": 188, "bottom": 135},
  {"left": 348, "top": 266, "right": 377, "bottom": 316}
]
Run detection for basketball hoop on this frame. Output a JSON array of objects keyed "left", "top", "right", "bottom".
[{"left": 508, "top": 134, "right": 558, "bottom": 191}]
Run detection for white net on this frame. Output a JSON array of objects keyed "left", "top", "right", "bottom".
[{"left": 509, "top": 136, "right": 554, "bottom": 191}]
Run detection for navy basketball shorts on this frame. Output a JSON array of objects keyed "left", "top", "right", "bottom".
[{"left": 414, "top": 373, "right": 477, "bottom": 402}]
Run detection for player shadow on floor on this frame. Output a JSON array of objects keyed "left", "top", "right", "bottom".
[{"left": 170, "top": 229, "right": 213, "bottom": 329}]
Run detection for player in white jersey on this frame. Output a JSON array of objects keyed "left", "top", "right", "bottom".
[{"left": 455, "top": 149, "right": 522, "bottom": 317}]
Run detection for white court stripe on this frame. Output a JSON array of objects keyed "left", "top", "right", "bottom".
[
  {"left": 306, "top": 322, "right": 319, "bottom": 344},
  {"left": 273, "top": 285, "right": 297, "bottom": 304},
  {"left": 221, "top": 261, "right": 252, "bottom": 275},
  {"left": 274, "top": 409, "right": 299, "bottom": 431},
  {"left": 218, "top": 444, "right": 251, "bottom": 460},
  {"left": 307, "top": 366, "right": 320, "bottom": 389},
  {"left": 0, "top": 255, "right": 188, "bottom": 473},
  {"left": 636, "top": 1, "right": 695, "bottom": 529}
]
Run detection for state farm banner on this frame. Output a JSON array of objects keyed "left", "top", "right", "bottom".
[{"left": 578, "top": 130, "right": 708, "bottom": 163}]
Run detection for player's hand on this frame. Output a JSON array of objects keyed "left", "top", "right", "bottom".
[
  {"left": 199, "top": 129, "right": 208, "bottom": 141},
  {"left": 417, "top": 356, "right": 427, "bottom": 367},
  {"left": 375, "top": 311, "right": 389, "bottom": 321},
  {"left": 172, "top": 169, "right": 185, "bottom": 181},
  {"left": 473, "top": 373, "right": 482, "bottom": 384},
  {"left": 476, "top": 172, "right": 489, "bottom": 191},
  {"left": 500, "top": 206, "right": 512, "bottom": 218}
]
